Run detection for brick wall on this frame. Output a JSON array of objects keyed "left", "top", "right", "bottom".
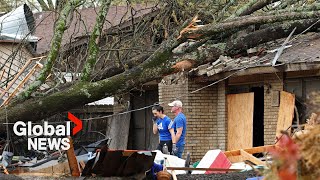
[
  {"left": 158, "top": 72, "right": 189, "bottom": 116},
  {"left": 186, "top": 80, "right": 218, "bottom": 161},
  {"left": 217, "top": 81, "right": 227, "bottom": 151},
  {"left": 263, "top": 73, "right": 283, "bottom": 145}
]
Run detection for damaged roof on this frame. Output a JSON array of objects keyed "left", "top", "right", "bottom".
[
  {"left": 34, "top": 4, "right": 157, "bottom": 54},
  {"left": 190, "top": 32, "right": 320, "bottom": 78}
]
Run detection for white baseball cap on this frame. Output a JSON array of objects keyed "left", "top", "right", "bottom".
[{"left": 168, "top": 100, "right": 183, "bottom": 107}]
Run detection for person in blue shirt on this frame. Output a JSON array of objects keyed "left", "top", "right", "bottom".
[
  {"left": 152, "top": 105, "right": 174, "bottom": 153},
  {"left": 168, "top": 100, "right": 187, "bottom": 158}
]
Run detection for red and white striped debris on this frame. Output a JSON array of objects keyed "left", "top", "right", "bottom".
[{"left": 192, "top": 150, "right": 232, "bottom": 174}]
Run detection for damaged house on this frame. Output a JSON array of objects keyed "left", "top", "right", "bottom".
[
  {"left": 2, "top": 0, "right": 320, "bottom": 179},
  {"left": 0, "top": 5, "right": 43, "bottom": 106},
  {"left": 158, "top": 32, "right": 320, "bottom": 161}
]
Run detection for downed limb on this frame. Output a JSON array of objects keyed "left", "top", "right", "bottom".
[
  {"left": 226, "top": 18, "right": 320, "bottom": 55},
  {"left": 231, "top": 0, "right": 278, "bottom": 17},
  {"left": 179, "top": 11, "right": 320, "bottom": 41}
]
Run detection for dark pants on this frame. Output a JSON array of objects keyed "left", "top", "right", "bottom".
[{"left": 157, "top": 140, "right": 172, "bottom": 154}]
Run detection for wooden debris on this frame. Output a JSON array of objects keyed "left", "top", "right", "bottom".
[
  {"left": 196, "top": 63, "right": 210, "bottom": 75},
  {"left": 177, "top": 15, "right": 202, "bottom": 40},
  {"left": 239, "top": 149, "right": 266, "bottom": 166},
  {"left": 172, "top": 60, "right": 196, "bottom": 72},
  {"left": 66, "top": 136, "right": 80, "bottom": 177},
  {"left": 276, "top": 91, "right": 295, "bottom": 142},
  {"left": 211, "top": 59, "right": 221, "bottom": 67},
  {"left": 79, "top": 160, "right": 86, "bottom": 172},
  {"left": 224, "top": 145, "right": 276, "bottom": 157}
]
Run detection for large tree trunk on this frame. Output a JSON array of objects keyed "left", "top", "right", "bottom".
[{"left": 0, "top": 31, "right": 183, "bottom": 123}]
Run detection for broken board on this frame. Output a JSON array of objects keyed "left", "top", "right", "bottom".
[
  {"left": 227, "top": 93, "right": 254, "bottom": 162},
  {"left": 276, "top": 91, "right": 295, "bottom": 141}
]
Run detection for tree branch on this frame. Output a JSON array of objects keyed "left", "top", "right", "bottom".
[
  {"left": 81, "top": 0, "right": 112, "bottom": 81},
  {"left": 18, "top": 0, "right": 81, "bottom": 100},
  {"left": 179, "top": 11, "right": 320, "bottom": 41},
  {"left": 234, "top": 0, "right": 278, "bottom": 17}
]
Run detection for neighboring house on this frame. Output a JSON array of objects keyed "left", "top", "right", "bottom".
[
  {"left": 0, "top": 4, "right": 44, "bottom": 105},
  {"left": 158, "top": 32, "right": 320, "bottom": 161},
  {"left": 33, "top": 4, "right": 157, "bottom": 55}
]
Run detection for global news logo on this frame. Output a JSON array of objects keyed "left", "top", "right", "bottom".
[{"left": 13, "top": 112, "right": 82, "bottom": 151}]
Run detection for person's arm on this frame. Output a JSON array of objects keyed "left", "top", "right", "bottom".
[
  {"left": 153, "top": 122, "right": 158, "bottom": 134},
  {"left": 174, "top": 117, "right": 184, "bottom": 143},
  {"left": 175, "top": 127, "right": 183, "bottom": 143},
  {"left": 168, "top": 120, "right": 176, "bottom": 143},
  {"left": 152, "top": 117, "right": 158, "bottom": 134},
  {"left": 169, "top": 128, "right": 176, "bottom": 143}
]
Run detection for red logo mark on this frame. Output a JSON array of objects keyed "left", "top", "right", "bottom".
[{"left": 68, "top": 112, "right": 82, "bottom": 135}]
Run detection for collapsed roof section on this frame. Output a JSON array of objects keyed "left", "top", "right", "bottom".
[{"left": 189, "top": 33, "right": 320, "bottom": 80}]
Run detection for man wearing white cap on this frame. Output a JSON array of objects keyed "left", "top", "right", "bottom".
[{"left": 168, "top": 100, "right": 187, "bottom": 158}]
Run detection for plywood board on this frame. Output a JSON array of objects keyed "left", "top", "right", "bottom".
[
  {"left": 227, "top": 93, "right": 254, "bottom": 162},
  {"left": 276, "top": 91, "right": 295, "bottom": 140}
]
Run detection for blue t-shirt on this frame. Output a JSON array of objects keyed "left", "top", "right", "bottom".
[
  {"left": 156, "top": 116, "right": 172, "bottom": 141},
  {"left": 169, "top": 112, "right": 187, "bottom": 146}
]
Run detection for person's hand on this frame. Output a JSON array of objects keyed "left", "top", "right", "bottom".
[
  {"left": 172, "top": 143, "right": 178, "bottom": 155},
  {"left": 152, "top": 116, "right": 157, "bottom": 123}
]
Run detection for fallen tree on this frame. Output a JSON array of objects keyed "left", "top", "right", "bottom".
[{"left": 1, "top": 0, "right": 320, "bottom": 123}]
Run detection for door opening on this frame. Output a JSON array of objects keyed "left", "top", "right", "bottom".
[{"left": 250, "top": 86, "right": 264, "bottom": 147}]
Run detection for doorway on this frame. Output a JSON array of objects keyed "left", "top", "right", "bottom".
[{"left": 250, "top": 87, "right": 264, "bottom": 147}]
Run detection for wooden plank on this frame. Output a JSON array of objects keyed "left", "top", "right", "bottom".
[
  {"left": 276, "top": 91, "right": 295, "bottom": 140},
  {"left": 1, "top": 63, "right": 40, "bottom": 106},
  {"left": 0, "top": 69, "right": 5, "bottom": 80},
  {"left": 79, "top": 160, "right": 86, "bottom": 172},
  {"left": 227, "top": 93, "right": 254, "bottom": 162},
  {"left": 66, "top": 137, "right": 80, "bottom": 177},
  {"left": 240, "top": 149, "right": 266, "bottom": 166},
  {"left": 224, "top": 145, "right": 276, "bottom": 157},
  {"left": 0, "top": 56, "right": 45, "bottom": 99},
  {"left": 30, "top": 160, "right": 70, "bottom": 175},
  {"left": 0, "top": 58, "right": 32, "bottom": 99}
]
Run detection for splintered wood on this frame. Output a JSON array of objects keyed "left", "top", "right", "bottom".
[
  {"left": 177, "top": 15, "right": 202, "bottom": 40},
  {"left": 66, "top": 137, "right": 80, "bottom": 177},
  {"left": 276, "top": 91, "right": 295, "bottom": 141},
  {"left": 227, "top": 93, "right": 254, "bottom": 162}
]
